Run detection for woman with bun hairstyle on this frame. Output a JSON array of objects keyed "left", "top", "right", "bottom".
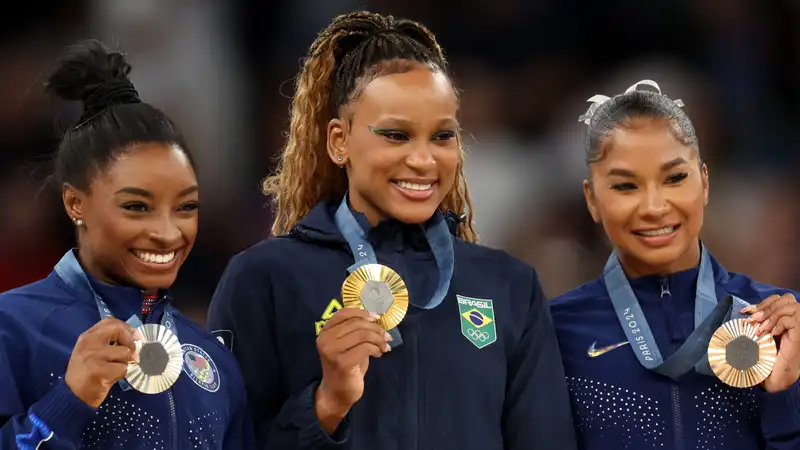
[
  {"left": 0, "top": 40, "right": 255, "bottom": 449},
  {"left": 207, "top": 10, "right": 576, "bottom": 450}
]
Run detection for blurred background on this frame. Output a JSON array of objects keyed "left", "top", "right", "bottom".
[{"left": 2, "top": 0, "right": 798, "bottom": 326}]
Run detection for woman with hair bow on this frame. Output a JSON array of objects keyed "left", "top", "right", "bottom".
[{"left": 551, "top": 79, "right": 800, "bottom": 450}]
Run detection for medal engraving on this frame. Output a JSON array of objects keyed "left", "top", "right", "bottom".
[
  {"left": 139, "top": 342, "right": 170, "bottom": 375},
  {"left": 342, "top": 264, "right": 409, "bottom": 330},
  {"left": 360, "top": 280, "right": 394, "bottom": 315},
  {"left": 708, "top": 318, "right": 777, "bottom": 388},
  {"left": 126, "top": 323, "right": 184, "bottom": 394}
]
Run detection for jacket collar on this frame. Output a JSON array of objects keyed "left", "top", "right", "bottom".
[
  {"left": 289, "top": 196, "right": 462, "bottom": 251},
  {"left": 598, "top": 245, "right": 730, "bottom": 302},
  {"left": 52, "top": 249, "right": 170, "bottom": 323}
]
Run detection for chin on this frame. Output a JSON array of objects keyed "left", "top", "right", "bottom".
[
  {"left": 128, "top": 272, "right": 179, "bottom": 291},
  {"left": 388, "top": 205, "right": 439, "bottom": 225},
  {"left": 626, "top": 242, "right": 694, "bottom": 275}
]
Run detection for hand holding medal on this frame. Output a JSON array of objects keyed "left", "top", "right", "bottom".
[
  {"left": 315, "top": 308, "right": 393, "bottom": 433},
  {"left": 65, "top": 318, "right": 145, "bottom": 408},
  {"left": 742, "top": 293, "right": 800, "bottom": 392}
]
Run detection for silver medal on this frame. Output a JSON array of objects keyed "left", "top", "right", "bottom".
[{"left": 126, "top": 323, "right": 183, "bottom": 394}]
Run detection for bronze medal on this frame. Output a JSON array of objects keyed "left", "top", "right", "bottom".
[{"left": 707, "top": 318, "right": 777, "bottom": 388}]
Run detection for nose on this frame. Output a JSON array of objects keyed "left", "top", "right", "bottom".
[
  {"left": 148, "top": 214, "right": 182, "bottom": 247},
  {"left": 639, "top": 184, "right": 670, "bottom": 220},
  {"left": 405, "top": 142, "right": 436, "bottom": 172}
]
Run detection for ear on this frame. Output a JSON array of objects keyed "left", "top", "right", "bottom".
[
  {"left": 700, "top": 162, "right": 709, "bottom": 206},
  {"left": 62, "top": 183, "right": 86, "bottom": 226},
  {"left": 583, "top": 179, "right": 601, "bottom": 223},
  {"left": 327, "top": 117, "right": 348, "bottom": 166}
]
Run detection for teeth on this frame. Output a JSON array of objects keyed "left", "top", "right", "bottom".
[
  {"left": 394, "top": 180, "right": 433, "bottom": 191},
  {"left": 638, "top": 227, "right": 675, "bottom": 236},
  {"left": 133, "top": 250, "right": 176, "bottom": 264}
]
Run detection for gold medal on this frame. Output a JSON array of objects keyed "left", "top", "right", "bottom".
[
  {"left": 126, "top": 323, "right": 184, "bottom": 394},
  {"left": 341, "top": 264, "right": 409, "bottom": 330},
  {"left": 707, "top": 318, "right": 777, "bottom": 388}
]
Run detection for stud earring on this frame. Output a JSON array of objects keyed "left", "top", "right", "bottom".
[
  {"left": 73, "top": 218, "right": 84, "bottom": 227},
  {"left": 337, "top": 156, "right": 343, "bottom": 161}
]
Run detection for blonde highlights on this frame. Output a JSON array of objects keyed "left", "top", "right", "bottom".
[{"left": 263, "top": 11, "right": 477, "bottom": 242}]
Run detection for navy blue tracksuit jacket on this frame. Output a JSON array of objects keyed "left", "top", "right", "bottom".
[
  {"left": 207, "top": 200, "right": 577, "bottom": 449},
  {"left": 0, "top": 250, "right": 255, "bottom": 449},
  {"left": 551, "top": 251, "right": 800, "bottom": 450}
]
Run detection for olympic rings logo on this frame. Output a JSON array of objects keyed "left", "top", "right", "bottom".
[{"left": 468, "top": 328, "right": 489, "bottom": 341}]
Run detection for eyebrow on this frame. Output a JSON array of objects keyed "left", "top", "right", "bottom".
[
  {"left": 373, "top": 117, "right": 459, "bottom": 128},
  {"left": 606, "top": 157, "right": 689, "bottom": 178},
  {"left": 114, "top": 186, "right": 199, "bottom": 198}
]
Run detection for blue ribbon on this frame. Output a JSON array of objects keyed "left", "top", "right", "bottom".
[
  {"left": 54, "top": 250, "right": 178, "bottom": 390},
  {"left": 604, "top": 244, "right": 750, "bottom": 380},
  {"left": 334, "top": 195, "right": 455, "bottom": 348}
]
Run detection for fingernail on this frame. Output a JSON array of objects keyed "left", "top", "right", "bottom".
[
  {"left": 369, "top": 313, "right": 380, "bottom": 320},
  {"left": 384, "top": 343, "right": 392, "bottom": 352},
  {"left": 384, "top": 332, "right": 392, "bottom": 341},
  {"left": 133, "top": 329, "right": 145, "bottom": 341}
]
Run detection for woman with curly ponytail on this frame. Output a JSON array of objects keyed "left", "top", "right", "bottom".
[{"left": 209, "top": 10, "right": 575, "bottom": 450}]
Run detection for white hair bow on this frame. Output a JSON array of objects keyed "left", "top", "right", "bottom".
[{"left": 577, "top": 79, "right": 685, "bottom": 125}]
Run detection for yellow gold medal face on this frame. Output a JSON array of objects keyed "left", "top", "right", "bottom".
[
  {"left": 708, "top": 318, "right": 777, "bottom": 388},
  {"left": 126, "top": 323, "right": 184, "bottom": 394},
  {"left": 341, "top": 264, "right": 409, "bottom": 330}
]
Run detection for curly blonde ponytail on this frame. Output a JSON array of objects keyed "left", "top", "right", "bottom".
[{"left": 264, "top": 11, "right": 477, "bottom": 242}]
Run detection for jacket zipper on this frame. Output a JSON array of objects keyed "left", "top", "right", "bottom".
[
  {"left": 393, "top": 247, "right": 419, "bottom": 449},
  {"left": 144, "top": 299, "right": 179, "bottom": 450},
  {"left": 410, "top": 320, "right": 419, "bottom": 450},
  {"left": 671, "top": 386, "right": 685, "bottom": 450},
  {"left": 661, "top": 277, "right": 684, "bottom": 450},
  {"left": 660, "top": 277, "right": 671, "bottom": 298}
]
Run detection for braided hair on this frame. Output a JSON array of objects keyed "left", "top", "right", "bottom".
[{"left": 263, "top": 11, "right": 476, "bottom": 241}]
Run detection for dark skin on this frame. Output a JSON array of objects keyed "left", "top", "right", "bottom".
[
  {"left": 315, "top": 64, "right": 460, "bottom": 433},
  {"left": 327, "top": 65, "right": 461, "bottom": 227},
  {"left": 61, "top": 143, "right": 199, "bottom": 407}
]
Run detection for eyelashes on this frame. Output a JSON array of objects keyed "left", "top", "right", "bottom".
[
  {"left": 609, "top": 172, "right": 690, "bottom": 191},
  {"left": 120, "top": 201, "right": 200, "bottom": 213},
  {"left": 368, "top": 126, "right": 457, "bottom": 143}
]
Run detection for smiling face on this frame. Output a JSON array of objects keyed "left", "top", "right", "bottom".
[
  {"left": 584, "top": 117, "right": 709, "bottom": 277},
  {"left": 63, "top": 143, "right": 199, "bottom": 290},
  {"left": 326, "top": 62, "right": 461, "bottom": 225}
]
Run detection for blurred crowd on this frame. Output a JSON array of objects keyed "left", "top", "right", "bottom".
[{"left": 2, "top": 0, "right": 798, "bottom": 325}]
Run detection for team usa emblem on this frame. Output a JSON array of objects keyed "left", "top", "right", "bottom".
[{"left": 182, "top": 344, "right": 220, "bottom": 393}]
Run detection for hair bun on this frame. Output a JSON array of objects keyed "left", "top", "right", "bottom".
[{"left": 45, "top": 39, "right": 141, "bottom": 122}]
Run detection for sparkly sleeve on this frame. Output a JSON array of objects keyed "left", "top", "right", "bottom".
[
  {"left": 208, "top": 251, "right": 350, "bottom": 449},
  {"left": 0, "top": 306, "right": 96, "bottom": 449},
  {"left": 501, "top": 268, "right": 578, "bottom": 450},
  {"left": 758, "top": 375, "right": 800, "bottom": 447}
]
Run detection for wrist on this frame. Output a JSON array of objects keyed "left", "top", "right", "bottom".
[{"left": 314, "top": 382, "right": 350, "bottom": 435}]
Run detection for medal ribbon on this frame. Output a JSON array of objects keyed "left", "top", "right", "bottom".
[
  {"left": 54, "top": 250, "right": 178, "bottom": 390},
  {"left": 604, "top": 244, "right": 751, "bottom": 380},
  {"left": 334, "top": 194, "right": 455, "bottom": 347}
]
